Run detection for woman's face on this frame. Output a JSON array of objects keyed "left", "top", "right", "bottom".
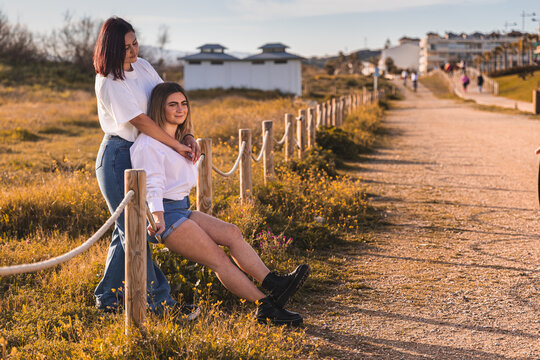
[
  {"left": 124, "top": 31, "right": 139, "bottom": 68},
  {"left": 164, "top": 92, "right": 189, "bottom": 126}
]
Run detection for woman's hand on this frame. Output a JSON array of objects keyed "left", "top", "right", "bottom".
[
  {"left": 174, "top": 142, "right": 194, "bottom": 159},
  {"left": 182, "top": 135, "right": 201, "bottom": 164},
  {"left": 148, "top": 212, "right": 165, "bottom": 236}
]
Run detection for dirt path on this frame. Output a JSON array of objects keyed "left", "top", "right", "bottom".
[{"left": 305, "top": 83, "right": 540, "bottom": 359}]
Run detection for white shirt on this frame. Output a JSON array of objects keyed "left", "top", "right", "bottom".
[
  {"left": 130, "top": 133, "right": 198, "bottom": 213},
  {"left": 95, "top": 58, "right": 163, "bottom": 142}
]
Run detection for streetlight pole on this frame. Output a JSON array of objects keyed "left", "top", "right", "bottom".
[
  {"left": 521, "top": 11, "right": 536, "bottom": 32},
  {"left": 504, "top": 21, "right": 517, "bottom": 33}
]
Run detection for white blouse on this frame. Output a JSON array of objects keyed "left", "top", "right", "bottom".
[
  {"left": 130, "top": 133, "right": 198, "bottom": 213},
  {"left": 95, "top": 57, "right": 163, "bottom": 142}
]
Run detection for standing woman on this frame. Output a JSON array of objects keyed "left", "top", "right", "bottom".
[{"left": 93, "top": 16, "right": 200, "bottom": 314}]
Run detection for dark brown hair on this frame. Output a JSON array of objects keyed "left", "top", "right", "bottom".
[
  {"left": 148, "top": 82, "right": 194, "bottom": 141},
  {"left": 93, "top": 17, "right": 135, "bottom": 80}
]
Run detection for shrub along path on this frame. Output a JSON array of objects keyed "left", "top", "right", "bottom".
[{"left": 303, "top": 81, "right": 540, "bottom": 358}]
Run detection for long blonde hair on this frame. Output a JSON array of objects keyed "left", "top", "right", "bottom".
[{"left": 148, "top": 82, "right": 193, "bottom": 140}]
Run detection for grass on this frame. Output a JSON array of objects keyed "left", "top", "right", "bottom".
[
  {"left": 0, "top": 68, "right": 386, "bottom": 358},
  {"left": 302, "top": 70, "right": 394, "bottom": 101},
  {"left": 419, "top": 72, "right": 458, "bottom": 99},
  {"left": 496, "top": 71, "right": 540, "bottom": 103}
]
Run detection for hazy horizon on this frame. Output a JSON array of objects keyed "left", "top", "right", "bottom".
[{"left": 0, "top": 0, "right": 538, "bottom": 58}]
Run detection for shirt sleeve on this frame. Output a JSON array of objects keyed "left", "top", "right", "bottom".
[
  {"left": 98, "top": 78, "right": 144, "bottom": 126},
  {"left": 138, "top": 58, "right": 164, "bottom": 86},
  {"left": 130, "top": 139, "right": 166, "bottom": 213}
]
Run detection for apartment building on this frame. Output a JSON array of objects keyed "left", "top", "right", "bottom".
[{"left": 419, "top": 32, "right": 522, "bottom": 73}]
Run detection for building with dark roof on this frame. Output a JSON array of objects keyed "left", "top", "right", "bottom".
[{"left": 182, "top": 43, "right": 302, "bottom": 96}]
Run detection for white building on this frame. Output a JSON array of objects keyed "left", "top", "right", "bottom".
[
  {"left": 361, "top": 61, "right": 376, "bottom": 76},
  {"left": 419, "top": 32, "right": 522, "bottom": 73},
  {"left": 378, "top": 37, "right": 420, "bottom": 73},
  {"left": 182, "top": 43, "right": 303, "bottom": 96}
]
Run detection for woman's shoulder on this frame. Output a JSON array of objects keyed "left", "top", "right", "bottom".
[
  {"left": 134, "top": 58, "right": 155, "bottom": 72},
  {"left": 95, "top": 73, "right": 125, "bottom": 93},
  {"left": 132, "top": 133, "right": 164, "bottom": 153}
]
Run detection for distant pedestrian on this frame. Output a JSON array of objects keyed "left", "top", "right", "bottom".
[
  {"left": 402, "top": 70, "right": 409, "bottom": 86},
  {"left": 411, "top": 72, "right": 418, "bottom": 92},
  {"left": 477, "top": 74, "right": 484, "bottom": 93},
  {"left": 461, "top": 74, "right": 470, "bottom": 92}
]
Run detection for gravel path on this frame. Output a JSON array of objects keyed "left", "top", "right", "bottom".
[{"left": 305, "top": 82, "right": 540, "bottom": 359}]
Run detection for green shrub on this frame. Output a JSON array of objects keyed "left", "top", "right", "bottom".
[
  {"left": 285, "top": 147, "right": 339, "bottom": 177},
  {"left": 488, "top": 65, "right": 539, "bottom": 78},
  {"left": 316, "top": 127, "right": 359, "bottom": 161}
]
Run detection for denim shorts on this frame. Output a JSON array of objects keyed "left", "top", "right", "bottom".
[{"left": 161, "top": 197, "right": 192, "bottom": 241}]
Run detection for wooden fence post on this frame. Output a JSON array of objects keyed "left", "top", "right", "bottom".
[
  {"left": 284, "top": 113, "right": 295, "bottom": 161},
  {"left": 534, "top": 90, "right": 540, "bottom": 115},
  {"left": 197, "top": 138, "right": 212, "bottom": 215},
  {"left": 307, "top": 107, "right": 316, "bottom": 148},
  {"left": 362, "top": 87, "right": 368, "bottom": 105},
  {"left": 335, "top": 98, "right": 340, "bottom": 126},
  {"left": 326, "top": 101, "right": 332, "bottom": 126},
  {"left": 262, "top": 120, "right": 274, "bottom": 183},
  {"left": 297, "top": 109, "right": 306, "bottom": 158},
  {"left": 316, "top": 104, "right": 322, "bottom": 129},
  {"left": 320, "top": 103, "right": 326, "bottom": 127},
  {"left": 239, "top": 129, "right": 252, "bottom": 202},
  {"left": 340, "top": 97, "right": 346, "bottom": 125},
  {"left": 124, "top": 169, "right": 147, "bottom": 336},
  {"left": 331, "top": 98, "right": 337, "bottom": 126}
]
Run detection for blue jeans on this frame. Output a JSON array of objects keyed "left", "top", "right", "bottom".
[
  {"left": 94, "top": 135, "right": 176, "bottom": 312},
  {"left": 162, "top": 197, "right": 192, "bottom": 241}
]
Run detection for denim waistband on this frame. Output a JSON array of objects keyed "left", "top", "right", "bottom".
[{"left": 103, "top": 134, "right": 133, "bottom": 144}]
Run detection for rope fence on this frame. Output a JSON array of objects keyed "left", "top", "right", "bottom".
[
  {"left": 0, "top": 190, "right": 135, "bottom": 276},
  {"left": 0, "top": 86, "right": 389, "bottom": 336},
  {"left": 212, "top": 141, "right": 247, "bottom": 177},
  {"left": 196, "top": 88, "right": 387, "bottom": 211},
  {"left": 251, "top": 130, "right": 270, "bottom": 163}
]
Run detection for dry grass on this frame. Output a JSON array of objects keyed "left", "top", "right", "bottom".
[
  {"left": 419, "top": 72, "right": 458, "bottom": 99},
  {"left": 0, "top": 81, "right": 384, "bottom": 358}
]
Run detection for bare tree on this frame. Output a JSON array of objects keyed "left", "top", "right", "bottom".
[
  {"left": 0, "top": 10, "right": 39, "bottom": 62},
  {"left": 156, "top": 25, "right": 170, "bottom": 68},
  {"left": 46, "top": 12, "right": 102, "bottom": 72}
]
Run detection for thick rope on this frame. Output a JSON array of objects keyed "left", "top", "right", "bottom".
[
  {"left": 251, "top": 130, "right": 270, "bottom": 163},
  {"left": 195, "top": 153, "right": 205, "bottom": 170},
  {"left": 0, "top": 190, "right": 135, "bottom": 276},
  {"left": 212, "top": 141, "right": 247, "bottom": 177},
  {"left": 275, "top": 122, "right": 292, "bottom": 145}
]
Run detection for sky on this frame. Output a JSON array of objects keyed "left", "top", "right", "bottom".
[{"left": 0, "top": 0, "right": 539, "bottom": 58}]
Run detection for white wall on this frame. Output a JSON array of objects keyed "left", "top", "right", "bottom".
[
  {"left": 378, "top": 43, "right": 420, "bottom": 72},
  {"left": 183, "top": 60, "right": 302, "bottom": 96}
]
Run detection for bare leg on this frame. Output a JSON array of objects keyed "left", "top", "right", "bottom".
[
  {"left": 189, "top": 211, "right": 270, "bottom": 282},
  {"left": 163, "top": 218, "right": 266, "bottom": 302}
]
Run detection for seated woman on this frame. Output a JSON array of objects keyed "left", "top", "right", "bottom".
[{"left": 130, "top": 82, "right": 309, "bottom": 326}]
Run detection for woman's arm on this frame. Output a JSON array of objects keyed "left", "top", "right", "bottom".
[
  {"left": 130, "top": 113, "right": 192, "bottom": 157},
  {"left": 181, "top": 134, "right": 201, "bottom": 163},
  {"left": 149, "top": 211, "right": 165, "bottom": 236}
]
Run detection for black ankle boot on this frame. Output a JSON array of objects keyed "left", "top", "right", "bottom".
[
  {"left": 261, "top": 264, "right": 310, "bottom": 308},
  {"left": 255, "top": 296, "right": 303, "bottom": 326}
]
